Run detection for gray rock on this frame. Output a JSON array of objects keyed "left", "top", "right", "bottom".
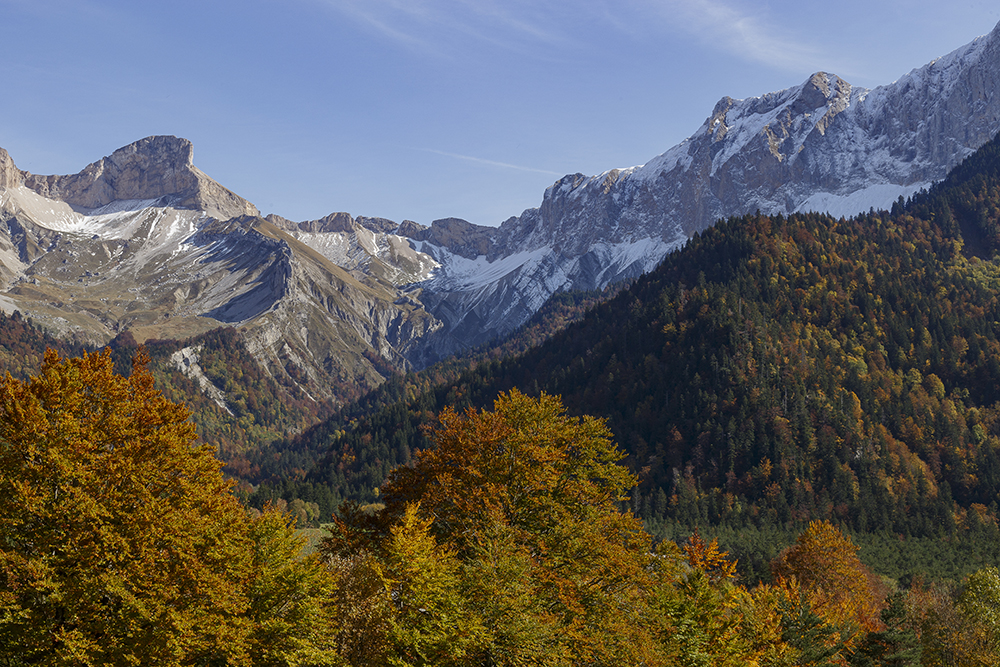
[{"left": 21, "top": 136, "right": 258, "bottom": 221}]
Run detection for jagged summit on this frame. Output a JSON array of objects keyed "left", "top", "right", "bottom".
[
  {"left": 400, "top": 21, "right": 1000, "bottom": 361},
  {"left": 1, "top": 22, "right": 999, "bottom": 395},
  {"left": 2, "top": 136, "right": 258, "bottom": 221}
]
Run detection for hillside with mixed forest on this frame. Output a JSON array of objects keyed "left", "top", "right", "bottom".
[
  {"left": 9, "top": 351, "right": 1000, "bottom": 665},
  {"left": 257, "top": 133, "right": 1000, "bottom": 578},
  {"left": 0, "top": 315, "right": 328, "bottom": 487}
]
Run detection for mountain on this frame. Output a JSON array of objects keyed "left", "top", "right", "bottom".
[
  {"left": 1, "top": 22, "right": 999, "bottom": 408},
  {"left": 405, "top": 21, "right": 1000, "bottom": 359},
  {"left": 0, "top": 137, "right": 440, "bottom": 402},
  {"left": 277, "top": 129, "right": 1000, "bottom": 547}
]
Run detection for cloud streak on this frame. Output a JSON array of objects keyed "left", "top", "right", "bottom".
[
  {"left": 639, "top": 0, "right": 842, "bottom": 74},
  {"left": 318, "top": 0, "right": 842, "bottom": 75},
  {"left": 319, "top": 0, "right": 577, "bottom": 56},
  {"left": 421, "top": 148, "right": 564, "bottom": 176}
]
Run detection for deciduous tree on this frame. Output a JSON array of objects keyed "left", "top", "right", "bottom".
[
  {"left": 326, "top": 389, "right": 661, "bottom": 665},
  {"left": 0, "top": 348, "right": 341, "bottom": 665},
  {"left": 771, "top": 520, "right": 887, "bottom": 662}
]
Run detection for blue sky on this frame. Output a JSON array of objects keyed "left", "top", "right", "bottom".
[{"left": 1, "top": 0, "right": 997, "bottom": 227}]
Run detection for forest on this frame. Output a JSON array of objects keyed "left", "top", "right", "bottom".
[
  {"left": 247, "top": 134, "right": 1000, "bottom": 585},
  {"left": 1, "top": 351, "right": 997, "bottom": 665}
]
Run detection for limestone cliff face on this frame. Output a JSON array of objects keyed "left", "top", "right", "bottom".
[
  {"left": 20, "top": 136, "right": 258, "bottom": 220},
  {"left": 396, "top": 21, "right": 1000, "bottom": 361},
  {"left": 0, "top": 149, "right": 22, "bottom": 189},
  {"left": 405, "top": 218, "right": 497, "bottom": 260}
]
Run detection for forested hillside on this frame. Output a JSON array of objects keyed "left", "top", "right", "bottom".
[
  {"left": 7, "top": 357, "right": 999, "bottom": 665},
  {"left": 266, "top": 133, "right": 1000, "bottom": 573},
  {"left": 247, "top": 286, "right": 620, "bottom": 508},
  {"left": 136, "top": 330, "right": 330, "bottom": 483}
]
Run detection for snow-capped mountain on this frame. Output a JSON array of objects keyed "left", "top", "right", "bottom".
[
  {"left": 0, "top": 21, "right": 998, "bottom": 400},
  {"left": 405, "top": 20, "right": 1000, "bottom": 359}
]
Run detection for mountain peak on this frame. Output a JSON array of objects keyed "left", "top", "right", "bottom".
[
  {"left": 10, "top": 135, "right": 257, "bottom": 221},
  {"left": 0, "top": 148, "right": 21, "bottom": 189},
  {"left": 794, "top": 72, "right": 848, "bottom": 111},
  {"left": 107, "top": 135, "right": 194, "bottom": 170}
]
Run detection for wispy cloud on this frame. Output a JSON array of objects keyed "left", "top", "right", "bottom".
[
  {"left": 317, "top": 0, "right": 576, "bottom": 56},
  {"left": 421, "top": 148, "right": 563, "bottom": 176},
  {"left": 635, "top": 0, "right": 838, "bottom": 73},
  {"left": 319, "top": 0, "right": 843, "bottom": 74}
]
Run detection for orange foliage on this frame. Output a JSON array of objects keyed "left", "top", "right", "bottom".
[
  {"left": 772, "top": 520, "right": 887, "bottom": 637},
  {"left": 683, "top": 530, "right": 738, "bottom": 583}
]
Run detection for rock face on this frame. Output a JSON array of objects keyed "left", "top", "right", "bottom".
[
  {"left": 20, "top": 136, "right": 258, "bottom": 221},
  {"left": 0, "top": 22, "right": 999, "bottom": 398},
  {"left": 400, "top": 21, "right": 1000, "bottom": 360},
  {"left": 0, "top": 149, "right": 21, "bottom": 189}
]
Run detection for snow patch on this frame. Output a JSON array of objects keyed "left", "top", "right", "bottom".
[
  {"left": 422, "top": 244, "right": 552, "bottom": 291},
  {"left": 634, "top": 140, "right": 694, "bottom": 181},
  {"left": 795, "top": 182, "right": 931, "bottom": 218},
  {"left": 592, "top": 236, "right": 687, "bottom": 284},
  {"left": 87, "top": 198, "right": 164, "bottom": 216},
  {"left": 0, "top": 295, "right": 20, "bottom": 315},
  {"left": 1, "top": 187, "right": 198, "bottom": 241}
]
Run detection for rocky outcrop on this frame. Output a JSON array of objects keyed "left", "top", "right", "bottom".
[
  {"left": 418, "top": 218, "right": 495, "bottom": 260},
  {"left": 0, "top": 149, "right": 22, "bottom": 189},
  {"left": 355, "top": 216, "right": 398, "bottom": 234},
  {"left": 20, "top": 136, "right": 258, "bottom": 220},
  {"left": 296, "top": 212, "right": 356, "bottom": 234},
  {"left": 266, "top": 212, "right": 401, "bottom": 235}
]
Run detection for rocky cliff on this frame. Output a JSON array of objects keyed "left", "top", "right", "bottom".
[{"left": 401, "top": 21, "right": 1000, "bottom": 359}]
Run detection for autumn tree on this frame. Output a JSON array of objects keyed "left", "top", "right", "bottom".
[
  {"left": 326, "top": 389, "right": 661, "bottom": 665},
  {"left": 244, "top": 509, "right": 344, "bottom": 666},
  {"left": 0, "top": 348, "right": 341, "bottom": 665},
  {"left": 650, "top": 532, "right": 750, "bottom": 667},
  {"left": 771, "top": 520, "right": 888, "bottom": 657},
  {"left": 323, "top": 552, "right": 394, "bottom": 667},
  {"left": 379, "top": 503, "right": 485, "bottom": 666},
  {"left": 932, "top": 565, "right": 1000, "bottom": 666},
  {"left": 902, "top": 572, "right": 1000, "bottom": 667}
]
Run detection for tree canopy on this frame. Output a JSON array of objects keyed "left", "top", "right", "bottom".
[
  {"left": 326, "top": 389, "right": 660, "bottom": 665},
  {"left": 0, "top": 348, "right": 340, "bottom": 665},
  {"left": 4, "top": 350, "right": 997, "bottom": 666}
]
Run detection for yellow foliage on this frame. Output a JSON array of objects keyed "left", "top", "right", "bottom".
[
  {"left": 0, "top": 349, "right": 343, "bottom": 665},
  {"left": 771, "top": 521, "right": 887, "bottom": 643}
]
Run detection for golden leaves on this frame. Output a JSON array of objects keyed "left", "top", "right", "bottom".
[{"left": 0, "top": 348, "right": 343, "bottom": 665}]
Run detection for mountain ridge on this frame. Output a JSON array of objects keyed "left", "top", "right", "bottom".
[
  {"left": 270, "top": 128, "right": 1000, "bottom": 540},
  {"left": 1, "top": 21, "right": 999, "bottom": 405},
  {"left": 396, "top": 20, "right": 1000, "bottom": 358}
]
